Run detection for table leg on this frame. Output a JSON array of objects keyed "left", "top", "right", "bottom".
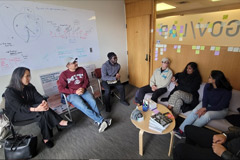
[
  {"left": 168, "top": 131, "right": 174, "bottom": 157},
  {"left": 139, "top": 129, "right": 144, "bottom": 156}
]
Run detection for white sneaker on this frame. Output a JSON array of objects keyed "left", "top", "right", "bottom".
[
  {"left": 105, "top": 118, "right": 112, "bottom": 126},
  {"left": 98, "top": 121, "right": 108, "bottom": 133}
]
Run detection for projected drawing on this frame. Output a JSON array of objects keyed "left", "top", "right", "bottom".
[
  {"left": 0, "top": 4, "right": 42, "bottom": 43},
  {"left": 13, "top": 13, "right": 42, "bottom": 43}
]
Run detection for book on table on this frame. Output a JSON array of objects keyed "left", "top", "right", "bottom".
[{"left": 149, "top": 112, "right": 173, "bottom": 132}]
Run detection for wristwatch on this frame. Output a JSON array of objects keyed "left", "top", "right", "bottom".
[{"left": 222, "top": 133, "right": 227, "bottom": 138}]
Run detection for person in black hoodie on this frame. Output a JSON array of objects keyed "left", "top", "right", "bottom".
[
  {"left": 4, "top": 67, "right": 73, "bottom": 148},
  {"left": 173, "top": 125, "right": 240, "bottom": 160},
  {"left": 164, "top": 62, "right": 202, "bottom": 117}
]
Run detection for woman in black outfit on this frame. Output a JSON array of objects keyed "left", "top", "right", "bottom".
[
  {"left": 4, "top": 67, "right": 73, "bottom": 148},
  {"left": 165, "top": 62, "right": 202, "bottom": 117}
]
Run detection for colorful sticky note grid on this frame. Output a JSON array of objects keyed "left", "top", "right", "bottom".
[
  {"left": 227, "top": 47, "right": 233, "bottom": 52},
  {"left": 200, "top": 46, "right": 205, "bottom": 50},
  {"left": 214, "top": 51, "right": 220, "bottom": 56},
  {"left": 208, "top": 23, "right": 213, "bottom": 28},
  {"left": 215, "top": 47, "right": 221, "bottom": 51},
  {"left": 210, "top": 46, "right": 215, "bottom": 51},
  {"left": 223, "top": 15, "right": 228, "bottom": 20},
  {"left": 208, "top": 28, "right": 212, "bottom": 32},
  {"left": 199, "top": 18, "right": 203, "bottom": 22}
]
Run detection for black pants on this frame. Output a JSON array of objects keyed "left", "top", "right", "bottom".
[
  {"left": 135, "top": 85, "right": 167, "bottom": 105},
  {"left": 173, "top": 125, "right": 222, "bottom": 160},
  {"left": 13, "top": 109, "right": 62, "bottom": 140},
  {"left": 102, "top": 81, "right": 125, "bottom": 112}
]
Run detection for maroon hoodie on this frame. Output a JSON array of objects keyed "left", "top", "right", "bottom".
[{"left": 58, "top": 67, "right": 89, "bottom": 95}]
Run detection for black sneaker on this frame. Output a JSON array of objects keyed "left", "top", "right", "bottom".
[
  {"left": 175, "top": 130, "right": 186, "bottom": 139},
  {"left": 120, "top": 100, "right": 130, "bottom": 106},
  {"left": 42, "top": 140, "right": 54, "bottom": 148}
]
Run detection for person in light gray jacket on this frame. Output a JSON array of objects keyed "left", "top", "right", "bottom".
[{"left": 134, "top": 57, "right": 173, "bottom": 106}]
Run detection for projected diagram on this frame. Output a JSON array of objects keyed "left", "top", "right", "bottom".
[
  {"left": 0, "top": 4, "right": 42, "bottom": 43},
  {"left": 13, "top": 13, "right": 42, "bottom": 43}
]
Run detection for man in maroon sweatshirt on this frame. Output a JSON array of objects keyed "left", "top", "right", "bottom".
[{"left": 58, "top": 57, "right": 112, "bottom": 133}]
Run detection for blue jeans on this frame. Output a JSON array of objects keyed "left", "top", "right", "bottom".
[
  {"left": 179, "top": 102, "right": 228, "bottom": 132},
  {"left": 67, "top": 91, "right": 103, "bottom": 123}
]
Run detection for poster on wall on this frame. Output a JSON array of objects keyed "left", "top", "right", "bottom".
[
  {"left": 156, "top": 9, "right": 240, "bottom": 46},
  {"left": 0, "top": 1, "right": 100, "bottom": 76}
]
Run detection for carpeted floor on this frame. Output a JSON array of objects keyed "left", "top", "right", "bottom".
[{"left": 0, "top": 84, "right": 178, "bottom": 159}]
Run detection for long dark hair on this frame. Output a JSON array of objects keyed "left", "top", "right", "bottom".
[
  {"left": 183, "top": 62, "right": 201, "bottom": 77},
  {"left": 210, "top": 70, "right": 232, "bottom": 90},
  {"left": 8, "top": 67, "right": 30, "bottom": 91}
]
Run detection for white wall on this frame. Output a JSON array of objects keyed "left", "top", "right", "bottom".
[{"left": 0, "top": 0, "right": 128, "bottom": 95}]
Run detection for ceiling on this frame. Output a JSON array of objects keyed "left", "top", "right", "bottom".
[{"left": 156, "top": 0, "right": 240, "bottom": 18}]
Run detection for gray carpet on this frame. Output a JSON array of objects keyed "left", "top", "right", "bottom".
[{"left": 0, "top": 84, "right": 178, "bottom": 159}]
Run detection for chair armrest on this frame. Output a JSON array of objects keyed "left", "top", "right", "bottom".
[{"left": 89, "top": 85, "right": 94, "bottom": 94}]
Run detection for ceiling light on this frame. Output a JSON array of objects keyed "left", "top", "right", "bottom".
[
  {"left": 211, "top": 0, "right": 221, "bottom": 1},
  {"left": 156, "top": 3, "right": 176, "bottom": 11}
]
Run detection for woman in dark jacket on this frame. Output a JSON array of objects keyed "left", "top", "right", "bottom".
[
  {"left": 4, "top": 67, "right": 73, "bottom": 148},
  {"left": 166, "top": 62, "right": 202, "bottom": 117}
]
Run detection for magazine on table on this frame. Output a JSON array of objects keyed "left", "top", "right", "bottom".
[{"left": 149, "top": 112, "right": 173, "bottom": 132}]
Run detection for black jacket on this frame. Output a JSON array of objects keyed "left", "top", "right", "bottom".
[
  {"left": 4, "top": 84, "right": 43, "bottom": 122},
  {"left": 222, "top": 131, "right": 240, "bottom": 159},
  {"left": 168, "top": 72, "right": 202, "bottom": 112}
]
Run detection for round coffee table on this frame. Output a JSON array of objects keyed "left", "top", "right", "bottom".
[{"left": 131, "top": 104, "right": 176, "bottom": 156}]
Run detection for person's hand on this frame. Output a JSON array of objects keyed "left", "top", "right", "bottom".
[
  {"left": 213, "top": 134, "right": 227, "bottom": 144},
  {"left": 36, "top": 100, "right": 49, "bottom": 112},
  {"left": 173, "top": 81, "right": 178, "bottom": 86},
  {"left": 116, "top": 73, "right": 120, "bottom": 81},
  {"left": 212, "top": 143, "right": 227, "bottom": 157},
  {"left": 151, "top": 85, "right": 157, "bottom": 91},
  {"left": 76, "top": 88, "right": 85, "bottom": 95},
  {"left": 171, "top": 77, "right": 178, "bottom": 86},
  {"left": 196, "top": 108, "right": 206, "bottom": 117},
  {"left": 75, "top": 88, "right": 82, "bottom": 95},
  {"left": 79, "top": 88, "right": 85, "bottom": 95}
]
